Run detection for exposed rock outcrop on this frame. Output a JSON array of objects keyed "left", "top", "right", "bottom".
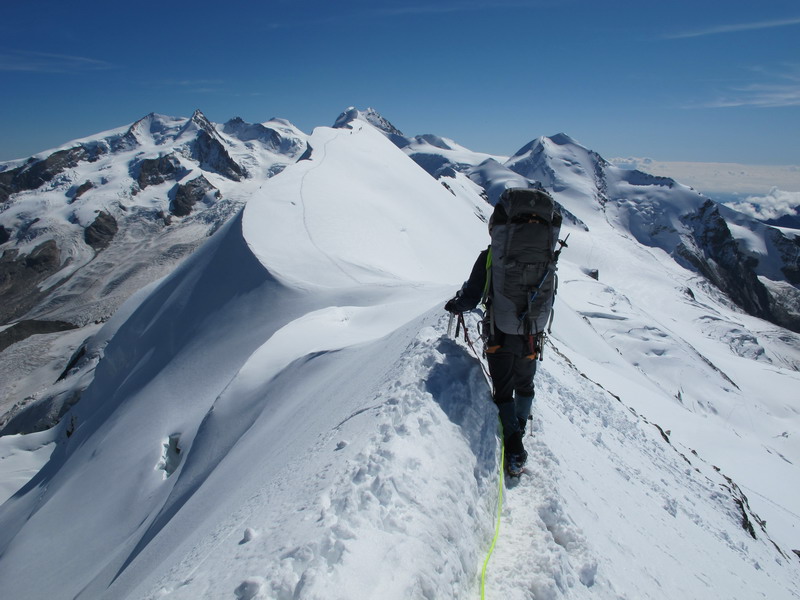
[
  {"left": 769, "top": 226, "right": 800, "bottom": 285},
  {"left": 72, "top": 180, "right": 94, "bottom": 200},
  {"left": 184, "top": 110, "right": 246, "bottom": 181},
  {"left": 0, "top": 145, "right": 105, "bottom": 202},
  {"left": 333, "top": 107, "right": 408, "bottom": 148},
  {"left": 170, "top": 175, "right": 220, "bottom": 217},
  {"left": 0, "top": 319, "right": 77, "bottom": 352},
  {"left": 84, "top": 211, "right": 119, "bottom": 250},
  {"left": 678, "top": 200, "right": 799, "bottom": 332},
  {"left": 133, "top": 153, "right": 186, "bottom": 191},
  {"left": 0, "top": 240, "right": 61, "bottom": 324}
]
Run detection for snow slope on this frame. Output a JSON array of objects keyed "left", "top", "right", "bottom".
[
  {"left": 0, "top": 116, "right": 798, "bottom": 600},
  {"left": 508, "top": 133, "right": 800, "bottom": 557},
  {"left": 506, "top": 134, "right": 800, "bottom": 332},
  {"left": 0, "top": 124, "right": 493, "bottom": 599}
]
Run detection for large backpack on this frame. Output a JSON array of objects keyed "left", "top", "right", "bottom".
[{"left": 484, "top": 188, "right": 565, "bottom": 355}]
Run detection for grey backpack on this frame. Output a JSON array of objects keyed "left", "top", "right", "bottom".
[{"left": 485, "top": 188, "right": 565, "bottom": 351}]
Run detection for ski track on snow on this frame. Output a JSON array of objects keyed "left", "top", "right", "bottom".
[{"left": 297, "top": 129, "right": 363, "bottom": 286}]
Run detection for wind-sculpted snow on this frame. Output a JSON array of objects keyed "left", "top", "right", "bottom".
[
  {"left": 0, "top": 122, "right": 495, "bottom": 599},
  {"left": 243, "top": 124, "right": 488, "bottom": 288},
  {"left": 196, "top": 321, "right": 500, "bottom": 600},
  {"left": 0, "top": 211, "right": 305, "bottom": 597}
]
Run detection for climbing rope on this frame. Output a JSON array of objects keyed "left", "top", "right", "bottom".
[
  {"left": 456, "top": 312, "right": 492, "bottom": 386},
  {"left": 480, "top": 433, "right": 504, "bottom": 600},
  {"left": 449, "top": 311, "right": 504, "bottom": 599}
]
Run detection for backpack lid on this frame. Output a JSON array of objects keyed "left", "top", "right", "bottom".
[{"left": 498, "top": 188, "right": 555, "bottom": 223}]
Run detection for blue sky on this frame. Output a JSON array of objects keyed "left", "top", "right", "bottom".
[{"left": 1, "top": 0, "right": 798, "bottom": 166}]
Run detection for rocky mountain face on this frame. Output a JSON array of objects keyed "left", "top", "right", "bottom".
[
  {"left": 509, "top": 135, "right": 800, "bottom": 333},
  {"left": 0, "top": 110, "right": 306, "bottom": 319},
  {"left": 0, "top": 110, "right": 308, "bottom": 425}
]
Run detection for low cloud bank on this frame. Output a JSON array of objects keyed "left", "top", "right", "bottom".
[
  {"left": 724, "top": 187, "right": 800, "bottom": 221},
  {"left": 610, "top": 157, "right": 800, "bottom": 196}
]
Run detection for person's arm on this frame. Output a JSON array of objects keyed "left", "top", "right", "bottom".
[{"left": 445, "top": 248, "right": 489, "bottom": 313}]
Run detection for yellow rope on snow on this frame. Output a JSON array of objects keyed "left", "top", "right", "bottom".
[{"left": 480, "top": 440, "right": 504, "bottom": 599}]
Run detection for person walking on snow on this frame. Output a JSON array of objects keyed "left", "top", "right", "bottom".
[{"left": 445, "top": 188, "right": 564, "bottom": 476}]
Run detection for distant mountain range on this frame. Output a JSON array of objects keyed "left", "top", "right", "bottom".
[{"left": 1, "top": 106, "right": 798, "bottom": 428}]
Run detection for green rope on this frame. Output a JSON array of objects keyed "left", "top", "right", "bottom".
[
  {"left": 480, "top": 436, "right": 505, "bottom": 599},
  {"left": 451, "top": 312, "right": 504, "bottom": 599}
]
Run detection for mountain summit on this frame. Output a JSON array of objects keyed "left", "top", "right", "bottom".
[{"left": 333, "top": 106, "right": 405, "bottom": 138}]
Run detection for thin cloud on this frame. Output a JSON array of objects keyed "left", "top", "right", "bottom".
[
  {"left": 0, "top": 50, "right": 116, "bottom": 73},
  {"left": 146, "top": 78, "right": 227, "bottom": 95},
  {"left": 262, "top": 1, "right": 548, "bottom": 29},
  {"left": 702, "top": 84, "right": 800, "bottom": 109},
  {"left": 687, "top": 64, "right": 800, "bottom": 109},
  {"left": 665, "top": 16, "right": 800, "bottom": 39},
  {"left": 163, "top": 78, "right": 225, "bottom": 90},
  {"left": 372, "top": 1, "right": 540, "bottom": 17}
]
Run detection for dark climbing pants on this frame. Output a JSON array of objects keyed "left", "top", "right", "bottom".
[
  {"left": 487, "top": 347, "right": 535, "bottom": 403},
  {"left": 486, "top": 333, "right": 537, "bottom": 453}
]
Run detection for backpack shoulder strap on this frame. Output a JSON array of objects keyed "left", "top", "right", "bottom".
[{"left": 481, "top": 245, "right": 493, "bottom": 304}]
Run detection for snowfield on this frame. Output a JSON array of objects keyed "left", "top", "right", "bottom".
[{"left": 0, "top": 116, "right": 798, "bottom": 599}]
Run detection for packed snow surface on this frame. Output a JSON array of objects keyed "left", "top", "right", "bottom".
[{"left": 0, "top": 122, "right": 798, "bottom": 599}]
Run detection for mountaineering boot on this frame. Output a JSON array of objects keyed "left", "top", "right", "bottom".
[
  {"left": 497, "top": 401, "right": 527, "bottom": 476},
  {"left": 506, "top": 449, "right": 528, "bottom": 477},
  {"left": 505, "top": 430, "right": 528, "bottom": 477}
]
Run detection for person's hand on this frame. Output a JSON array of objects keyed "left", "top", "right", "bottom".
[{"left": 444, "top": 298, "right": 460, "bottom": 313}]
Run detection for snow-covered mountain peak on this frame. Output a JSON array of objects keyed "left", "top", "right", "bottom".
[
  {"left": 514, "top": 133, "right": 609, "bottom": 172},
  {"left": 123, "top": 112, "right": 189, "bottom": 147},
  {"left": 505, "top": 133, "right": 608, "bottom": 206},
  {"left": 244, "top": 124, "right": 488, "bottom": 289},
  {"left": 266, "top": 117, "right": 293, "bottom": 128},
  {"left": 333, "top": 106, "right": 405, "bottom": 138},
  {"left": 412, "top": 133, "right": 455, "bottom": 151},
  {"left": 545, "top": 132, "right": 581, "bottom": 147},
  {"left": 221, "top": 117, "right": 307, "bottom": 160},
  {"left": 176, "top": 108, "right": 223, "bottom": 142}
]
